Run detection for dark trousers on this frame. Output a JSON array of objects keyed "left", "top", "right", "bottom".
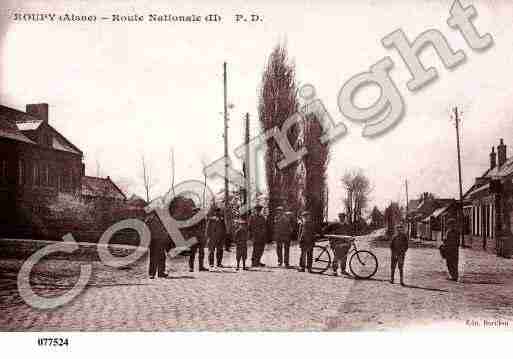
[
  {"left": 149, "top": 247, "right": 166, "bottom": 277},
  {"left": 225, "top": 233, "right": 233, "bottom": 251},
  {"left": 446, "top": 251, "right": 459, "bottom": 280},
  {"left": 299, "top": 244, "right": 313, "bottom": 271},
  {"left": 236, "top": 245, "right": 248, "bottom": 267},
  {"left": 391, "top": 251, "right": 406, "bottom": 282},
  {"left": 251, "top": 241, "right": 266, "bottom": 265},
  {"left": 208, "top": 244, "right": 224, "bottom": 266},
  {"left": 189, "top": 243, "right": 205, "bottom": 270},
  {"left": 276, "top": 240, "right": 291, "bottom": 265}
]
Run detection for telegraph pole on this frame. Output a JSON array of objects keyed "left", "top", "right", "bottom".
[
  {"left": 223, "top": 62, "right": 229, "bottom": 215},
  {"left": 405, "top": 179, "right": 409, "bottom": 239},
  {"left": 454, "top": 106, "right": 465, "bottom": 247},
  {"left": 244, "top": 112, "right": 251, "bottom": 214}
]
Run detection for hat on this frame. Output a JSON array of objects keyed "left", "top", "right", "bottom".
[{"left": 276, "top": 206, "right": 284, "bottom": 211}]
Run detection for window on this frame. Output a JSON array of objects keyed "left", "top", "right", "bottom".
[
  {"left": 0, "top": 159, "right": 7, "bottom": 182},
  {"left": 45, "top": 163, "right": 49, "bottom": 186},
  {"left": 33, "top": 164, "right": 39, "bottom": 185},
  {"left": 18, "top": 159, "right": 24, "bottom": 185}
]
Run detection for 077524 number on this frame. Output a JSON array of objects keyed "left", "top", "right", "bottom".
[{"left": 37, "top": 337, "right": 69, "bottom": 347}]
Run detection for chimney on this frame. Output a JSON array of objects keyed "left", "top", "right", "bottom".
[
  {"left": 490, "top": 146, "right": 496, "bottom": 169},
  {"left": 498, "top": 138, "right": 507, "bottom": 167},
  {"left": 26, "top": 103, "right": 49, "bottom": 123}
]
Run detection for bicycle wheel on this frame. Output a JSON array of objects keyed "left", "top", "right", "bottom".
[
  {"left": 349, "top": 250, "right": 378, "bottom": 279},
  {"left": 311, "top": 245, "right": 331, "bottom": 274}
]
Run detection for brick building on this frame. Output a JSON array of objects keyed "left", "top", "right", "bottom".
[
  {"left": 463, "top": 139, "right": 513, "bottom": 257},
  {"left": 0, "top": 103, "right": 85, "bottom": 237},
  {"left": 0, "top": 102, "right": 138, "bottom": 241}
]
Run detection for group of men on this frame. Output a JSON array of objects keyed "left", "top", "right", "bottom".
[
  {"left": 147, "top": 203, "right": 322, "bottom": 277},
  {"left": 149, "top": 203, "right": 461, "bottom": 283}
]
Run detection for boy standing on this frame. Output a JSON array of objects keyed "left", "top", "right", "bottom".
[
  {"left": 390, "top": 223, "right": 408, "bottom": 285},
  {"left": 235, "top": 217, "right": 249, "bottom": 271},
  {"left": 329, "top": 236, "right": 351, "bottom": 276},
  {"left": 299, "top": 211, "right": 315, "bottom": 273}
]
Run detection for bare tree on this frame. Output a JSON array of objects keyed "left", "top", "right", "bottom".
[
  {"left": 303, "top": 113, "right": 329, "bottom": 232},
  {"left": 170, "top": 146, "right": 175, "bottom": 197},
  {"left": 341, "top": 169, "right": 372, "bottom": 226},
  {"left": 418, "top": 191, "right": 436, "bottom": 202},
  {"left": 259, "top": 43, "right": 300, "bottom": 235},
  {"left": 140, "top": 154, "right": 154, "bottom": 203}
]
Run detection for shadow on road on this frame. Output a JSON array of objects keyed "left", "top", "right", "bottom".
[
  {"left": 401, "top": 283, "right": 449, "bottom": 292},
  {"left": 160, "top": 275, "right": 196, "bottom": 280},
  {"left": 88, "top": 283, "right": 150, "bottom": 287}
]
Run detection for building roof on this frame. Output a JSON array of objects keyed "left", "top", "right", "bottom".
[
  {"left": 431, "top": 205, "right": 450, "bottom": 219},
  {"left": 0, "top": 105, "right": 40, "bottom": 123},
  {"left": 0, "top": 104, "right": 82, "bottom": 155},
  {"left": 485, "top": 156, "right": 513, "bottom": 179},
  {"left": 82, "top": 176, "right": 126, "bottom": 200},
  {"left": 0, "top": 117, "right": 36, "bottom": 144},
  {"left": 127, "top": 194, "right": 148, "bottom": 207}
]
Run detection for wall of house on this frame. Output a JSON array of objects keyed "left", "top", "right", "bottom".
[
  {"left": 0, "top": 139, "right": 20, "bottom": 232},
  {"left": 0, "top": 136, "right": 84, "bottom": 238}
]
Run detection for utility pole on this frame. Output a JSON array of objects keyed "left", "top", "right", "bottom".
[
  {"left": 454, "top": 106, "right": 465, "bottom": 247},
  {"left": 244, "top": 112, "right": 251, "bottom": 214},
  {"left": 223, "top": 62, "right": 231, "bottom": 237},
  {"left": 405, "top": 179, "right": 409, "bottom": 239}
]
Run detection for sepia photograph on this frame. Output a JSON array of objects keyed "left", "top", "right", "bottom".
[{"left": 0, "top": 0, "right": 512, "bottom": 355}]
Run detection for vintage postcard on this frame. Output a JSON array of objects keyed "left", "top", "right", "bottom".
[{"left": 0, "top": 0, "right": 512, "bottom": 346}]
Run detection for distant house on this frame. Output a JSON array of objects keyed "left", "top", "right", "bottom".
[
  {"left": 412, "top": 196, "right": 455, "bottom": 241},
  {"left": 463, "top": 139, "right": 513, "bottom": 257},
  {"left": 429, "top": 200, "right": 460, "bottom": 244},
  {"left": 82, "top": 176, "right": 126, "bottom": 202},
  {"left": 127, "top": 194, "right": 148, "bottom": 208}
]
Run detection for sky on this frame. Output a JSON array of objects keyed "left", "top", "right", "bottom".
[{"left": 1, "top": 0, "right": 513, "bottom": 219}]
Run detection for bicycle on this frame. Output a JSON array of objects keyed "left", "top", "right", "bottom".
[{"left": 310, "top": 234, "right": 378, "bottom": 279}]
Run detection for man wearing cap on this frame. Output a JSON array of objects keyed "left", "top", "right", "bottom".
[
  {"left": 234, "top": 215, "right": 250, "bottom": 270},
  {"left": 444, "top": 218, "right": 460, "bottom": 281},
  {"left": 250, "top": 204, "right": 267, "bottom": 267},
  {"left": 274, "top": 206, "right": 292, "bottom": 267},
  {"left": 299, "top": 210, "right": 315, "bottom": 272},
  {"left": 207, "top": 207, "right": 227, "bottom": 268},
  {"left": 390, "top": 223, "right": 408, "bottom": 285},
  {"left": 187, "top": 208, "right": 208, "bottom": 272}
]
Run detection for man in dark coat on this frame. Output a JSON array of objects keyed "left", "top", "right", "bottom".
[
  {"left": 274, "top": 206, "right": 293, "bottom": 267},
  {"left": 234, "top": 216, "right": 249, "bottom": 270},
  {"left": 147, "top": 214, "right": 171, "bottom": 279},
  {"left": 299, "top": 211, "right": 315, "bottom": 273},
  {"left": 207, "top": 207, "right": 227, "bottom": 268},
  {"left": 444, "top": 218, "right": 460, "bottom": 281},
  {"left": 250, "top": 204, "right": 267, "bottom": 267},
  {"left": 390, "top": 223, "right": 408, "bottom": 285},
  {"left": 187, "top": 208, "right": 208, "bottom": 272}
]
